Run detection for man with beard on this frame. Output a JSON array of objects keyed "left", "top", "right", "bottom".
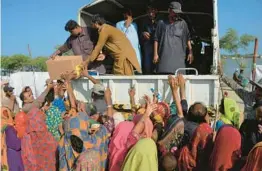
[
  {"left": 141, "top": 5, "right": 158, "bottom": 74},
  {"left": 153, "top": 2, "right": 193, "bottom": 74},
  {"left": 82, "top": 14, "right": 141, "bottom": 75},
  {"left": 50, "top": 20, "right": 106, "bottom": 74}
]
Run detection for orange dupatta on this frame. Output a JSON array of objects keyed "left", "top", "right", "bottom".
[{"left": 1, "top": 107, "right": 14, "bottom": 171}]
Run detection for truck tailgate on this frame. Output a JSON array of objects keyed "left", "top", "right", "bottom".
[{"left": 72, "top": 75, "right": 219, "bottom": 106}]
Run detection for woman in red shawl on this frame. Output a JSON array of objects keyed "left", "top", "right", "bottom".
[
  {"left": 178, "top": 123, "right": 213, "bottom": 171},
  {"left": 241, "top": 141, "right": 262, "bottom": 171},
  {"left": 21, "top": 107, "right": 57, "bottom": 171},
  {"left": 210, "top": 125, "right": 242, "bottom": 171}
]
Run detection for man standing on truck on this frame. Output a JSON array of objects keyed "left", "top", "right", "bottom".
[
  {"left": 116, "top": 8, "right": 142, "bottom": 69},
  {"left": 153, "top": 2, "right": 193, "bottom": 74},
  {"left": 50, "top": 20, "right": 106, "bottom": 74},
  {"left": 82, "top": 14, "right": 141, "bottom": 75},
  {"left": 141, "top": 5, "right": 158, "bottom": 74}
]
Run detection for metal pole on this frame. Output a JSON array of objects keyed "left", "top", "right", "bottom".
[
  {"left": 27, "top": 44, "right": 38, "bottom": 97},
  {"left": 252, "top": 38, "right": 258, "bottom": 90}
]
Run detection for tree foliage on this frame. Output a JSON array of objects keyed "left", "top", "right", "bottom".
[
  {"left": 1, "top": 55, "right": 48, "bottom": 71},
  {"left": 30, "top": 56, "right": 49, "bottom": 71},
  {"left": 1, "top": 54, "right": 31, "bottom": 70},
  {"left": 220, "top": 28, "right": 255, "bottom": 55}
]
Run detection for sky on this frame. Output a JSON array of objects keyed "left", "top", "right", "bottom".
[{"left": 1, "top": 0, "right": 262, "bottom": 57}]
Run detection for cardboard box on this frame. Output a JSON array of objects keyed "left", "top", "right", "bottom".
[{"left": 46, "top": 56, "right": 83, "bottom": 80}]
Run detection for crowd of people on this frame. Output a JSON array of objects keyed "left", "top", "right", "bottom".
[
  {"left": 1, "top": 67, "right": 262, "bottom": 171},
  {"left": 50, "top": 2, "right": 197, "bottom": 76}
]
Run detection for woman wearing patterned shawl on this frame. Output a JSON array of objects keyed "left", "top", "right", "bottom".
[
  {"left": 121, "top": 138, "right": 158, "bottom": 171},
  {"left": 1, "top": 107, "right": 24, "bottom": 171},
  {"left": 210, "top": 125, "right": 242, "bottom": 171},
  {"left": 215, "top": 97, "right": 240, "bottom": 131},
  {"left": 21, "top": 107, "right": 57, "bottom": 171},
  {"left": 58, "top": 111, "right": 110, "bottom": 171},
  {"left": 241, "top": 141, "right": 262, "bottom": 171},
  {"left": 178, "top": 123, "right": 213, "bottom": 171},
  {"left": 45, "top": 97, "right": 65, "bottom": 141},
  {"left": 75, "top": 149, "right": 101, "bottom": 171}
]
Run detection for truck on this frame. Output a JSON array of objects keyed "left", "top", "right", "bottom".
[
  {"left": 8, "top": 0, "right": 221, "bottom": 108},
  {"left": 72, "top": 0, "right": 221, "bottom": 107}
]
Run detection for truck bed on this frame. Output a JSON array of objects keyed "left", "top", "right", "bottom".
[
  {"left": 8, "top": 72, "right": 219, "bottom": 107},
  {"left": 72, "top": 75, "right": 219, "bottom": 106}
]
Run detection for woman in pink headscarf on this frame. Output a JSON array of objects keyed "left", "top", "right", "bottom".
[{"left": 108, "top": 102, "right": 157, "bottom": 171}]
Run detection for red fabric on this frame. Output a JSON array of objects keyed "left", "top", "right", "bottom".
[
  {"left": 210, "top": 126, "right": 241, "bottom": 171},
  {"left": 178, "top": 123, "right": 213, "bottom": 171},
  {"left": 241, "top": 142, "right": 262, "bottom": 171},
  {"left": 21, "top": 107, "right": 57, "bottom": 171},
  {"left": 155, "top": 102, "right": 170, "bottom": 125}
]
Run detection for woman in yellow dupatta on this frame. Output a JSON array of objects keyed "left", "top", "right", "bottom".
[
  {"left": 121, "top": 138, "right": 158, "bottom": 171},
  {"left": 216, "top": 97, "right": 240, "bottom": 131},
  {"left": 1, "top": 107, "right": 14, "bottom": 171}
]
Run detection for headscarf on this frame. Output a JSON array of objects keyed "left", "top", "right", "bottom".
[
  {"left": 241, "top": 142, "right": 262, "bottom": 171},
  {"left": 45, "top": 105, "right": 63, "bottom": 141},
  {"left": 75, "top": 149, "right": 101, "bottom": 171},
  {"left": 59, "top": 112, "right": 110, "bottom": 171},
  {"left": 108, "top": 121, "right": 135, "bottom": 171},
  {"left": 158, "top": 117, "right": 184, "bottom": 156},
  {"left": 1, "top": 107, "right": 14, "bottom": 171},
  {"left": 210, "top": 125, "right": 241, "bottom": 171},
  {"left": 14, "top": 111, "right": 28, "bottom": 139},
  {"left": 133, "top": 114, "right": 153, "bottom": 138},
  {"left": 155, "top": 102, "right": 171, "bottom": 125},
  {"left": 21, "top": 107, "right": 57, "bottom": 171},
  {"left": 121, "top": 138, "right": 158, "bottom": 171},
  {"left": 113, "top": 112, "right": 125, "bottom": 128},
  {"left": 220, "top": 97, "right": 240, "bottom": 129},
  {"left": 178, "top": 123, "right": 213, "bottom": 171},
  {"left": 52, "top": 97, "right": 66, "bottom": 113}
]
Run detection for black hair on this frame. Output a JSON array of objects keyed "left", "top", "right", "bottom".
[
  {"left": 70, "top": 135, "right": 83, "bottom": 153},
  {"left": 45, "top": 88, "right": 55, "bottom": 103},
  {"left": 19, "top": 91, "right": 25, "bottom": 102},
  {"left": 147, "top": 5, "right": 157, "bottom": 10},
  {"left": 91, "top": 14, "right": 106, "bottom": 25},
  {"left": 64, "top": 20, "right": 79, "bottom": 32},
  {"left": 122, "top": 8, "right": 132, "bottom": 16},
  {"left": 24, "top": 86, "right": 30, "bottom": 91},
  {"left": 91, "top": 92, "right": 105, "bottom": 100},
  {"left": 187, "top": 102, "right": 208, "bottom": 123},
  {"left": 219, "top": 98, "right": 225, "bottom": 114},
  {"left": 253, "top": 100, "right": 262, "bottom": 109}
]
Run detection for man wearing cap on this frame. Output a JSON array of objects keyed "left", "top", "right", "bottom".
[
  {"left": 153, "top": 1, "right": 193, "bottom": 74},
  {"left": 87, "top": 83, "right": 107, "bottom": 115},
  {"left": 1, "top": 85, "right": 19, "bottom": 116},
  {"left": 81, "top": 68, "right": 107, "bottom": 114}
]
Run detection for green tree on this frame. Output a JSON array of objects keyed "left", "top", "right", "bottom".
[
  {"left": 220, "top": 28, "right": 255, "bottom": 55},
  {"left": 220, "top": 28, "right": 239, "bottom": 54},
  {"left": 220, "top": 28, "right": 255, "bottom": 69},
  {"left": 1, "top": 54, "right": 31, "bottom": 70},
  {"left": 30, "top": 56, "right": 49, "bottom": 71},
  {"left": 55, "top": 45, "right": 73, "bottom": 56}
]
